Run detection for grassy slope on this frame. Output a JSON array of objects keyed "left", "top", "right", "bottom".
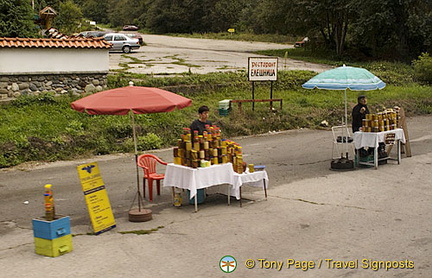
[{"left": 1, "top": 46, "right": 431, "bottom": 168}]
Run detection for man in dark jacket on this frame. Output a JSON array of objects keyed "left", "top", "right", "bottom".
[
  {"left": 352, "top": 96, "right": 387, "bottom": 159},
  {"left": 190, "top": 105, "right": 212, "bottom": 135},
  {"left": 352, "top": 95, "right": 369, "bottom": 132}
]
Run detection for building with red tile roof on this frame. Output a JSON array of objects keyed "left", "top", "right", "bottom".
[{"left": 0, "top": 37, "right": 112, "bottom": 99}]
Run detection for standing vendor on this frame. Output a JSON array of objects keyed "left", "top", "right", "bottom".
[
  {"left": 352, "top": 96, "right": 387, "bottom": 158},
  {"left": 352, "top": 95, "right": 370, "bottom": 157},
  {"left": 190, "top": 105, "right": 212, "bottom": 135},
  {"left": 351, "top": 95, "right": 369, "bottom": 132}
]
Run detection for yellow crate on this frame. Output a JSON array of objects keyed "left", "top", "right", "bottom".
[{"left": 34, "top": 234, "right": 73, "bottom": 257}]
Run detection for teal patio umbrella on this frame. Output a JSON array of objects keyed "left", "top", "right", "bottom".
[
  {"left": 302, "top": 65, "right": 386, "bottom": 128},
  {"left": 302, "top": 65, "right": 386, "bottom": 169}
]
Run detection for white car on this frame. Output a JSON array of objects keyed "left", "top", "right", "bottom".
[{"left": 103, "top": 33, "right": 140, "bottom": 53}]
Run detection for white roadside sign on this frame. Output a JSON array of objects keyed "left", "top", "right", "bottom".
[{"left": 248, "top": 57, "right": 278, "bottom": 81}]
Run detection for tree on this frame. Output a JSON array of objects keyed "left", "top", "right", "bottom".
[
  {"left": 287, "top": 0, "right": 354, "bottom": 55},
  {"left": 146, "top": 0, "right": 210, "bottom": 33},
  {"left": 206, "top": 0, "right": 244, "bottom": 32},
  {"left": 250, "top": 0, "right": 354, "bottom": 55},
  {"left": 235, "top": 0, "right": 259, "bottom": 33},
  {"left": 33, "top": 0, "right": 61, "bottom": 11},
  {"left": 106, "top": 0, "right": 127, "bottom": 27},
  {"left": 125, "top": 0, "right": 150, "bottom": 28},
  {"left": 54, "top": 0, "right": 83, "bottom": 35},
  {"left": 82, "top": 0, "right": 109, "bottom": 24},
  {"left": 0, "top": 0, "right": 39, "bottom": 37},
  {"left": 252, "top": 0, "right": 292, "bottom": 34},
  {"left": 351, "top": 0, "right": 432, "bottom": 60},
  {"left": 268, "top": 0, "right": 431, "bottom": 59},
  {"left": 413, "top": 52, "right": 432, "bottom": 83}
]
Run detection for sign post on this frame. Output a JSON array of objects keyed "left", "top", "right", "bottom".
[
  {"left": 248, "top": 57, "right": 278, "bottom": 111},
  {"left": 77, "top": 162, "right": 116, "bottom": 235}
]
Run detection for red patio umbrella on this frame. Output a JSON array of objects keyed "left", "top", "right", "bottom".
[
  {"left": 71, "top": 86, "right": 192, "bottom": 115},
  {"left": 71, "top": 84, "right": 192, "bottom": 217}
]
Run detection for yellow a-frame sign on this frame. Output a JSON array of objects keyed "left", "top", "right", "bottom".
[{"left": 77, "top": 162, "right": 116, "bottom": 235}]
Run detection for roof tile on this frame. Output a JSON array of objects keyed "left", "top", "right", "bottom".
[{"left": 0, "top": 37, "right": 111, "bottom": 49}]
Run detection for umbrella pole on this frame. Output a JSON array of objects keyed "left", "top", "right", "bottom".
[
  {"left": 129, "top": 112, "right": 152, "bottom": 222},
  {"left": 344, "top": 89, "right": 348, "bottom": 158},
  {"left": 131, "top": 112, "right": 138, "bottom": 155},
  {"left": 131, "top": 113, "right": 144, "bottom": 211},
  {"left": 344, "top": 89, "right": 348, "bottom": 129}
]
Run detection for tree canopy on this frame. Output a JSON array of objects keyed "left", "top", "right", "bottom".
[
  {"left": 55, "top": 0, "right": 83, "bottom": 35},
  {"left": 0, "top": 0, "right": 39, "bottom": 37}
]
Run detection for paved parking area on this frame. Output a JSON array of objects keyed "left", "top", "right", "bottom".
[{"left": 109, "top": 34, "right": 332, "bottom": 75}]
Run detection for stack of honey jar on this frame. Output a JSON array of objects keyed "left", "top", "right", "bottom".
[
  {"left": 173, "top": 125, "right": 246, "bottom": 173},
  {"left": 361, "top": 108, "right": 399, "bottom": 132}
]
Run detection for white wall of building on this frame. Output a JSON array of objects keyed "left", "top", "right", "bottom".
[{"left": 0, "top": 48, "right": 109, "bottom": 74}]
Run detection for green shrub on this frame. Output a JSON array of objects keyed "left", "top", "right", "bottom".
[
  {"left": 137, "top": 133, "right": 163, "bottom": 150},
  {"left": 11, "top": 92, "right": 57, "bottom": 107},
  {"left": 413, "top": 53, "right": 432, "bottom": 84},
  {"left": 365, "top": 61, "right": 415, "bottom": 86},
  {"left": 105, "top": 121, "right": 133, "bottom": 139},
  {"left": 122, "top": 133, "right": 163, "bottom": 152},
  {"left": 65, "top": 120, "right": 85, "bottom": 136}
]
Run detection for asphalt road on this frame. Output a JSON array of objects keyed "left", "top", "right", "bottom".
[{"left": 1, "top": 115, "right": 431, "bottom": 230}]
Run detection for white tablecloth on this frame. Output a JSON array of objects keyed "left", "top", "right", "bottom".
[
  {"left": 164, "top": 163, "right": 269, "bottom": 200},
  {"left": 164, "top": 163, "right": 236, "bottom": 199},
  {"left": 233, "top": 171, "right": 269, "bottom": 198},
  {"left": 352, "top": 128, "right": 405, "bottom": 149}
]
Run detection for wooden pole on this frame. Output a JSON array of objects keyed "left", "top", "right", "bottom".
[
  {"left": 270, "top": 81, "right": 274, "bottom": 110},
  {"left": 252, "top": 81, "right": 255, "bottom": 111}
]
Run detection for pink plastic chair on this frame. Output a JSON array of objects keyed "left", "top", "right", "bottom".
[{"left": 137, "top": 154, "right": 168, "bottom": 202}]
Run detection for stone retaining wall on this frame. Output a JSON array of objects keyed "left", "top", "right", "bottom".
[{"left": 0, "top": 73, "right": 108, "bottom": 99}]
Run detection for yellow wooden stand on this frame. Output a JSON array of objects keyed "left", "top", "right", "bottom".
[{"left": 386, "top": 107, "right": 412, "bottom": 157}]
